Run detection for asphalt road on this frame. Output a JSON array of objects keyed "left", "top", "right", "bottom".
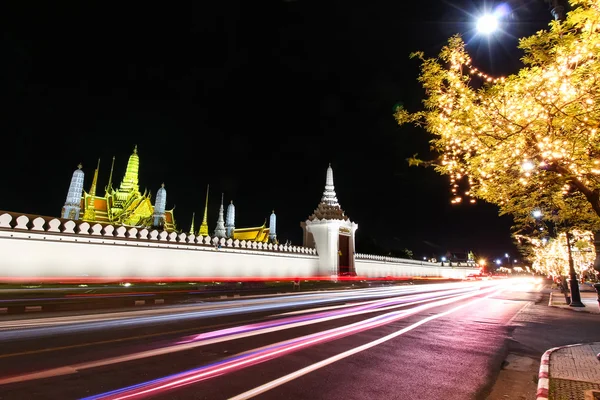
[{"left": 0, "top": 278, "right": 549, "bottom": 399}]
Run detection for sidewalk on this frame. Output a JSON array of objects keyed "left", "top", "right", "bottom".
[{"left": 537, "top": 284, "right": 600, "bottom": 400}]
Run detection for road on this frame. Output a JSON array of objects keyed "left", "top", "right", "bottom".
[{"left": 0, "top": 278, "right": 547, "bottom": 399}]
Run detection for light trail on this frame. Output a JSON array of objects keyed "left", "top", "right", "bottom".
[
  {"left": 82, "top": 283, "right": 506, "bottom": 399},
  {"left": 229, "top": 287, "right": 505, "bottom": 400},
  {"left": 0, "top": 284, "right": 486, "bottom": 386},
  {"left": 0, "top": 283, "right": 486, "bottom": 341}
]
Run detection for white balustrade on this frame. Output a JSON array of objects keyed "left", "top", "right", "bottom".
[
  {"left": 32, "top": 217, "right": 45, "bottom": 231},
  {"left": 63, "top": 220, "right": 76, "bottom": 234},
  {"left": 78, "top": 222, "right": 90, "bottom": 235},
  {"left": 115, "top": 226, "right": 127, "bottom": 238},
  {"left": 48, "top": 218, "right": 61, "bottom": 232},
  {"left": 90, "top": 223, "right": 103, "bottom": 235},
  {"left": 103, "top": 225, "right": 115, "bottom": 236},
  {"left": 0, "top": 212, "right": 318, "bottom": 257},
  {"left": 0, "top": 213, "right": 12, "bottom": 228},
  {"left": 15, "top": 215, "right": 29, "bottom": 230}
]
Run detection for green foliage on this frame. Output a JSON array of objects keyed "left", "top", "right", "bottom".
[{"left": 397, "top": 0, "right": 600, "bottom": 263}]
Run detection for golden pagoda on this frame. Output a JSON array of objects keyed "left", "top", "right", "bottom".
[{"left": 75, "top": 146, "right": 176, "bottom": 231}]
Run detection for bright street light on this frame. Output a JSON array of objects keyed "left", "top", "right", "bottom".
[{"left": 476, "top": 14, "right": 499, "bottom": 34}]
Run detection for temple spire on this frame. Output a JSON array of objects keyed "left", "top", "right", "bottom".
[
  {"left": 61, "top": 164, "right": 85, "bottom": 220},
  {"left": 214, "top": 193, "right": 226, "bottom": 238},
  {"left": 269, "top": 210, "right": 277, "bottom": 244},
  {"left": 189, "top": 212, "right": 195, "bottom": 236},
  {"left": 105, "top": 156, "right": 115, "bottom": 195},
  {"left": 119, "top": 145, "right": 140, "bottom": 194},
  {"left": 198, "top": 184, "right": 210, "bottom": 236},
  {"left": 225, "top": 200, "right": 235, "bottom": 238},
  {"left": 152, "top": 183, "right": 167, "bottom": 227},
  {"left": 83, "top": 159, "right": 100, "bottom": 221},
  {"left": 89, "top": 158, "right": 100, "bottom": 197},
  {"left": 321, "top": 163, "right": 339, "bottom": 206}
]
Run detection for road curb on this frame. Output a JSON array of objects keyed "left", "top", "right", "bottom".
[
  {"left": 536, "top": 343, "right": 585, "bottom": 400},
  {"left": 536, "top": 347, "right": 555, "bottom": 399}
]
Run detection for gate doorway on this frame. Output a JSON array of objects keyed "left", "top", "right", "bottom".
[{"left": 338, "top": 234, "right": 350, "bottom": 275}]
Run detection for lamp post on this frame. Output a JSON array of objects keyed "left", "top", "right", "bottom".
[{"left": 544, "top": 0, "right": 568, "bottom": 21}]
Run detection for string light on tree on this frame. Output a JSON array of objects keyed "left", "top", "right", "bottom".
[{"left": 395, "top": 0, "right": 600, "bottom": 263}]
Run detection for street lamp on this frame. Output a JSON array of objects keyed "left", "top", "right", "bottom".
[
  {"left": 505, "top": 253, "right": 510, "bottom": 267},
  {"left": 476, "top": 14, "right": 499, "bottom": 34},
  {"left": 544, "top": 0, "right": 568, "bottom": 21}
]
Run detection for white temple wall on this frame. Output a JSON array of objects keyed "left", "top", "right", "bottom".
[
  {"left": 0, "top": 231, "right": 320, "bottom": 280},
  {"left": 355, "top": 255, "right": 479, "bottom": 279},
  {"left": 0, "top": 213, "right": 478, "bottom": 282}
]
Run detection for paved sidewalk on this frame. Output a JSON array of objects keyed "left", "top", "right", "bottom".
[{"left": 537, "top": 285, "right": 600, "bottom": 399}]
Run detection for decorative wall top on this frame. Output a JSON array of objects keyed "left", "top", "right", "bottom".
[
  {"left": 355, "top": 253, "right": 475, "bottom": 268},
  {"left": 0, "top": 212, "right": 317, "bottom": 255}
]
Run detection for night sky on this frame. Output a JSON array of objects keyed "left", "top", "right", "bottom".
[{"left": 0, "top": 1, "right": 556, "bottom": 262}]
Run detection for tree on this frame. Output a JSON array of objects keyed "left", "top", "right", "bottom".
[
  {"left": 516, "top": 230, "right": 595, "bottom": 277},
  {"left": 395, "top": 0, "right": 600, "bottom": 272}
]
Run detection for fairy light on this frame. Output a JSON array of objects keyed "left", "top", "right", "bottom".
[
  {"left": 402, "top": 3, "right": 600, "bottom": 208},
  {"left": 516, "top": 230, "right": 595, "bottom": 277}
]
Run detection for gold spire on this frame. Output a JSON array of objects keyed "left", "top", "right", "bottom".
[
  {"left": 189, "top": 212, "right": 195, "bottom": 236},
  {"left": 89, "top": 158, "right": 100, "bottom": 197},
  {"left": 119, "top": 145, "right": 140, "bottom": 194},
  {"left": 83, "top": 159, "right": 100, "bottom": 221},
  {"left": 198, "top": 184, "right": 209, "bottom": 236},
  {"left": 106, "top": 156, "right": 115, "bottom": 195}
]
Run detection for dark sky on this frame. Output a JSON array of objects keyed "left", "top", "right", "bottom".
[{"left": 0, "top": 1, "right": 555, "bottom": 262}]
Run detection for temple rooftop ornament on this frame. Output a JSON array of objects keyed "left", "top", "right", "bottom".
[
  {"left": 301, "top": 163, "right": 358, "bottom": 277},
  {"left": 214, "top": 193, "right": 227, "bottom": 238},
  {"left": 198, "top": 184, "right": 210, "bottom": 237},
  {"left": 308, "top": 163, "right": 348, "bottom": 221},
  {"left": 61, "top": 164, "right": 85, "bottom": 220}
]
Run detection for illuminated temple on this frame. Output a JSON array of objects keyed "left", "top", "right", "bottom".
[
  {"left": 60, "top": 146, "right": 277, "bottom": 242},
  {"left": 190, "top": 187, "right": 277, "bottom": 244},
  {"left": 61, "top": 146, "right": 176, "bottom": 231}
]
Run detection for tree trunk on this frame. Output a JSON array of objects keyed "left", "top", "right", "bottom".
[{"left": 594, "top": 231, "right": 600, "bottom": 273}]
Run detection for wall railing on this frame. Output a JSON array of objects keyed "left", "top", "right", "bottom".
[
  {"left": 0, "top": 212, "right": 317, "bottom": 255},
  {"left": 355, "top": 253, "right": 477, "bottom": 268}
]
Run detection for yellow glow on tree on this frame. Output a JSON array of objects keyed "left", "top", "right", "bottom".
[
  {"left": 516, "top": 230, "right": 595, "bottom": 276},
  {"left": 396, "top": 0, "right": 600, "bottom": 269}
]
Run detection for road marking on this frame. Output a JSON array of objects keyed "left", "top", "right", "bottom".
[
  {"left": 229, "top": 289, "right": 504, "bottom": 400},
  {"left": 0, "top": 291, "right": 470, "bottom": 385}
]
